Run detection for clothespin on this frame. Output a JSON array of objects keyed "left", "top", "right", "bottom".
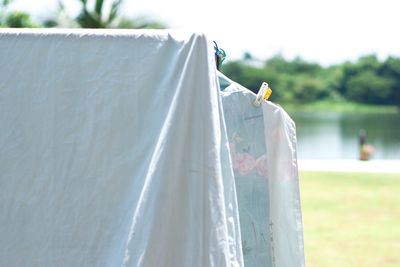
[
  {"left": 213, "top": 41, "right": 226, "bottom": 70},
  {"left": 253, "top": 82, "right": 272, "bottom": 106}
]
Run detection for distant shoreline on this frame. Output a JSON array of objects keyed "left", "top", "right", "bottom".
[{"left": 278, "top": 100, "right": 399, "bottom": 114}]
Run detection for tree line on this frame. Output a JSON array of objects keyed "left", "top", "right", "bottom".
[{"left": 221, "top": 54, "right": 400, "bottom": 106}]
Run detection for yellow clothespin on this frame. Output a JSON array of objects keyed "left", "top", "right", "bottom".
[
  {"left": 254, "top": 82, "right": 272, "bottom": 106},
  {"left": 263, "top": 86, "right": 272, "bottom": 101}
]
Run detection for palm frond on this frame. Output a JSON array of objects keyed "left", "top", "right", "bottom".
[{"left": 107, "top": 0, "right": 123, "bottom": 24}]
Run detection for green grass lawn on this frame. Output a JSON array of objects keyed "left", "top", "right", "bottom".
[{"left": 300, "top": 171, "right": 400, "bottom": 267}]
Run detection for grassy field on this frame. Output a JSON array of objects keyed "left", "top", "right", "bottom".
[{"left": 300, "top": 171, "right": 400, "bottom": 267}]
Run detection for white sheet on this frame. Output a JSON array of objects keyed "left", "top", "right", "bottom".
[
  {"left": 263, "top": 101, "right": 305, "bottom": 267},
  {"left": 219, "top": 78, "right": 305, "bottom": 267},
  {"left": 0, "top": 29, "right": 243, "bottom": 267}
]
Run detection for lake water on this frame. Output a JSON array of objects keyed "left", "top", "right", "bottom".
[{"left": 289, "top": 112, "right": 400, "bottom": 159}]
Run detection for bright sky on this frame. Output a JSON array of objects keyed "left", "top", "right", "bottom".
[{"left": 9, "top": 0, "right": 400, "bottom": 65}]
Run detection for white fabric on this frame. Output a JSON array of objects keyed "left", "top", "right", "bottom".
[
  {"left": 0, "top": 29, "right": 243, "bottom": 267},
  {"left": 219, "top": 77, "right": 305, "bottom": 267},
  {"left": 262, "top": 101, "right": 305, "bottom": 267},
  {"left": 220, "top": 83, "right": 272, "bottom": 267}
]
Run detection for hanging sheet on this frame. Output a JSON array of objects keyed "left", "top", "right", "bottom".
[
  {"left": 0, "top": 29, "right": 243, "bottom": 267},
  {"left": 220, "top": 80, "right": 305, "bottom": 267}
]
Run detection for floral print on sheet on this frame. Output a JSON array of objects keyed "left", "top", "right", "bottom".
[{"left": 229, "top": 140, "right": 268, "bottom": 177}]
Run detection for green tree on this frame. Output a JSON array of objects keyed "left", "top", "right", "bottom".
[
  {"left": 340, "top": 54, "right": 399, "bottom": 105},
  {"left": 265, "top": 55, "right": 289, "bottom": 72},
  {"left": 266, "top": 55, "right": 321, "bottom": 75},
  {"left": 4, "top": 11, "right": 37, "bottom": 27},
  {"left": 290, "top": 76, "right": 326, "bottom": 103},
  {"left": 1, "top": 0, "right": 39, "bottom": 27},
  {"left": 74, "top": 0, "right": 123, "bottom": 28},
  {"left": 345, "top": 71, "right": 394, "bottom": 104},
  {"left": 380, "top": 56, "right": 400, "bottom": 106},
  {"left": 221, "top": 62, "right": 245, "bottom": 83}
]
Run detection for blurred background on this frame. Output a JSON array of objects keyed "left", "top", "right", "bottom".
[{"left": 1, "top": 0, "right": 399, "bottom": 266}]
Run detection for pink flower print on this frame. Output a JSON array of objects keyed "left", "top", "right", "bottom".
[
  {"left": 255, "top": 154, "right": 268, "bottom": 177},
  {"left": 233, "top": 153, "right": 256, "bottom": 176}
]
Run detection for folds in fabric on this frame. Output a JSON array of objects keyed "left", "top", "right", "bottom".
[
  {"left": 220, "top": 81, "right": 305, "bottom": 267},
  {"left": 262, "top": 102, "right": 305, "bottom": 267},
  {"left": 0, "top": 29, "right": 243, "bottom": 267}
]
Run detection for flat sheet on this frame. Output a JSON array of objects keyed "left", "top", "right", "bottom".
[
  {"left": 220, "top": 78, "right": 305, "bottom": 267},
  {"left": 0, "top": 29, "right": 243, "bottom": 267}
]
